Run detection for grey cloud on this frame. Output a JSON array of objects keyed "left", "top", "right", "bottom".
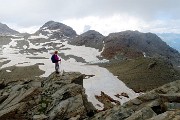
[
  {"left": 83, "top": 25, "right": 91, "bottom": 33},
  {"left": 0, "top": 0, "right": 180, "bottom": 27}
]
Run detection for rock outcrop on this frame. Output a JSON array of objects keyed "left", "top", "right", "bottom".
[
  {"left": 0, "top": 66, "right": 180, "bottom": 120},
  {"left": 89, "top": 80, "right": 180, "bottom": 120},
  {"left": 0, "top": 72, "right": 96, "bottom": 120}
]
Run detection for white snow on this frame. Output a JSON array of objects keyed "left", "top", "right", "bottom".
[
  {"left": 61, "top": 41, "right": 107, "bottom": 63},
  {"left": 23, "top": 45, "right": 28, "bottom": 49},
  {"left": 29, "top": 33, "right": 48, "bottom": 39},
  {"left": 51, "top": 38, "right": 57, "bottom": 41},
  {"left": 0, "top": 36, "right": 139, "bottom": 110},
  {"left": 41, "top": 28, "right": 61, "bottom": 37},
  {"left": 3, "top": 38, "right": 23, "bottom": 54},
  {"left": 43, "top": 29, "right": 52, "bottom": 33},
  {"left": 6, "top": 70, "right": 11, "bottom": 72},
  {"left": 41, "top": 27, "right": 48, "bottom": 30},
  {"left": 143, "top": 52, "right": 147, "bottom": 57}
]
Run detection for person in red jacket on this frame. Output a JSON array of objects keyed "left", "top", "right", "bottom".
[{"left": 53, "top": 51, "right": 61, "bottom": 74}]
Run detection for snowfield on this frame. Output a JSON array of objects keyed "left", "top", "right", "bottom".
[{"left": 0, "top": 35, "right": 139, "bottom": 110}]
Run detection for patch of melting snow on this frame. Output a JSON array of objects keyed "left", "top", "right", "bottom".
[
  {"left": 51, "top": 38, "right": 57, "bottom": 41},
  {"left": 61, "top": 41, "right": 103, "bottom": 63},
  {"left": 6, "top": 70, "right": 11, "bottom": 72},
  {"left": 29, "top": 33, "right": 48, "bottom": 39},
  {"left": 23, "top": 45, "right": 28, "bottom": 49},
  {"left": 143, "top": 52, "right": 147, "bottom": 57}
]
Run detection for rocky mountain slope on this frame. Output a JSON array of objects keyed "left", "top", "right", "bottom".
[
  {"left": 34, "top": 21, "right": 77, "bottom": 39},
  {"left": 101, "top": 30, "right": 180, "bottom": 66},
  {"left": 0, "top": 22, "right": 19, "bottom": 35},
  {"left": 69, "top": 30, "right": 105, "bottom": 51},
  {"left": 0, "top": 69, "right": 179, "bottom": 120},
  {"left": 90, "top": 80, "right": 180, "bottom": 120}
]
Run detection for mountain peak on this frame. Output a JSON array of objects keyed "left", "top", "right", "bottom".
[
  {"left": 35, "top": 21, "right": 77, "bottom": 38},
  {"left": 70, "top": 30, "right": 105, "bottom": 50},
  {"left": 0, "top": 22, "right": 19, "bottom": 35},
  {"left": 81, "top": 30, "right": 104, "bottom": 37}
]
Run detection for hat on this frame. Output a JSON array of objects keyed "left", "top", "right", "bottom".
[{"left": 54, "top": 51, "right": 58, "bottom": 54}]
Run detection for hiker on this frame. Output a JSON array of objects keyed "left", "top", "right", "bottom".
[{"left": 51, "top": 51, "right": 61, "bottom": 74}]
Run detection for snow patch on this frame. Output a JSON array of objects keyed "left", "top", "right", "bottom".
[
  {"left": 143, "top": 52, "right": 147, "bottom": 57},
  {"left": 29, "top": 33, "right": 48, "bottom": 39},
  {"left": 6, "top": 70, "right": 11, "bottom": 72},
  {"left": 23, "top": 45, "right": 28, "bottom": 49},
  {"left": 61, "top": 41, "right": 106, "bottom": 63}
]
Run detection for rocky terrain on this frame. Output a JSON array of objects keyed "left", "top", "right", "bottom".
[
  {"left": 0, "top": 68, "right": 180, "bottom": 120},
  {"left": 0, "top": 65, "right": 45, "bottom": 84},
  {"left": 101, "top": 30, "right": 180, "bottom": 67},
  {"left": 34, "top": 21, "right": 77, "bottom": 40},
  {"left": 0, "top": 22, "right": 19, "bottom": 35},
  {"left": 0, "top": 71, "right": 96, "bottom": 120},
  {"left": 89, "top": 80, "right": 180, "bottom": 120}
]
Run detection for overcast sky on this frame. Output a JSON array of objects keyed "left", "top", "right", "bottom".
[{"left": 0, "top": 0, "right": 180, "bottom": 35}]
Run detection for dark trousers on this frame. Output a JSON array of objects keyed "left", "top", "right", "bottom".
[{"left": 55, "top": 63, "right": 59, "bottom": 72}]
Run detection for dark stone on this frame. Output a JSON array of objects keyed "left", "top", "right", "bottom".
[
  {"left": 151, "top": 105, "right": 165, "bottom": 115},
  {"left": 148, "top": 62, "right": 157, "bottom": 69}
]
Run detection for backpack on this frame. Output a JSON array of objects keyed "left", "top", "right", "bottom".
[{"left": 51, "top": 54, "right": 57, "bottom": 63}]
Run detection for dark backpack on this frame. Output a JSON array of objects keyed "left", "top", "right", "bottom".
[{"left": 51, "top": 54, "right": 57, "bottom": 63}]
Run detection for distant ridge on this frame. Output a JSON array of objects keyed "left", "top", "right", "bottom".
[
  {"left": 0, "top": 22, "right": 19, "bottom": 35},
  {"left": 34, "top": 21, "right": 77, "bottom": 39},
  {"left": 70, "top": 30, "right": 105, "bottom": 50},
  {"left": 101, "top": 30, "right": 180, "bottom": 65}
]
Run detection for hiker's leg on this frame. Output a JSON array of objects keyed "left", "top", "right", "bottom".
[{"left": 55, "top": 63, "right": 59, "bottom": 72}]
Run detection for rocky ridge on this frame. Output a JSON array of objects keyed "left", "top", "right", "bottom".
[
  {"left": 0, "top": 71, "right": 180, "bottom": 120},
  {"left": 0, "top": 22, "right": 19, "bottom": 35},
  {"left": 0, "top": 72, "right": 96, "bottom": 120},
  {"left": 101, "top": 30, "right": 180, "bottom": 66},
  {"left": 89, "top": 80, "right": 180, "bottom": 120}
]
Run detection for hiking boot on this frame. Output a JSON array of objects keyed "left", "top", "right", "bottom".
[{"left": 56, "top": 71, "right": 59, "bottom": 74}]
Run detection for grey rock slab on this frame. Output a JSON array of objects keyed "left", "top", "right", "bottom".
[
  {"left": 33, "top": 114, "right": 48, "bottom": 120},
  {"left": 125, "top": 107, "right": 157, "bottom": 120},
  {"left": 48, "top": 94, "right": 86, "bottom": 120}
]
